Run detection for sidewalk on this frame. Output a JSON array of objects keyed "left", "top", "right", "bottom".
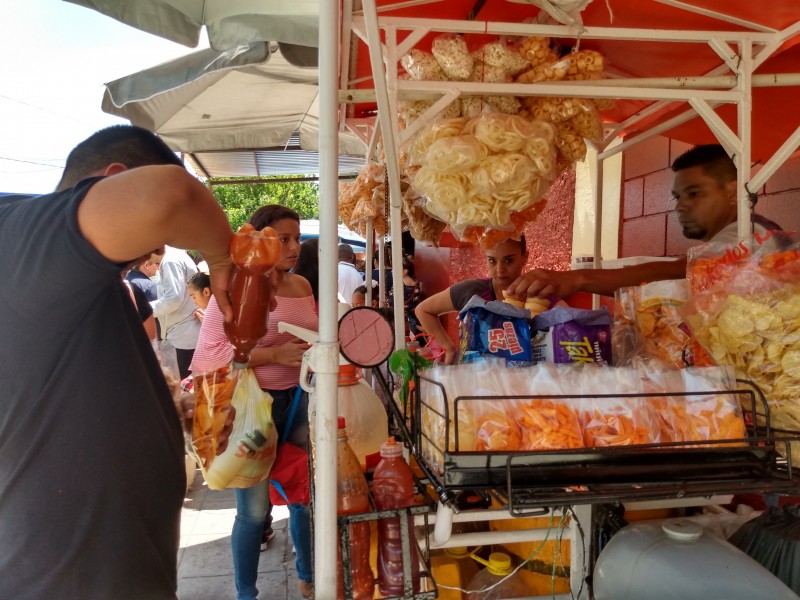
[{"left": 177, "top": 470, "right": 307, "bottom": 600}]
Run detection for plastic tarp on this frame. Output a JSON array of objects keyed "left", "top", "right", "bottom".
[{"left": 101, "top": 42, "right": 366, "bottom": 167}]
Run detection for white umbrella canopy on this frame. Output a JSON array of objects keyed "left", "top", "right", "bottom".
[
  {"left": 102, "top": 42, "right": 365, "bottom": 176},
  {"left": 65, "top": 0, "right": 319, "bottom": 52}
]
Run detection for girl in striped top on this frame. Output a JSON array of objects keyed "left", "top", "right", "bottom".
[{"left": 192, "top": 204, "right": 317, "bottom": 600}]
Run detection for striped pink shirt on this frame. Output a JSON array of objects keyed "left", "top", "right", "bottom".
[{"left": 191, "top": 294, "right": 318, "bottom": 390}]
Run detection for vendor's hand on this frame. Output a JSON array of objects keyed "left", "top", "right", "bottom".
[
  {"left": 506, "top": 269, "right": 582, "bottom": 300},
  {"left": 215, "top": 405, "right": 237, "bottom": 455},
  {"left": 277, "top": 338, "right": 311, "bottom": 368}
]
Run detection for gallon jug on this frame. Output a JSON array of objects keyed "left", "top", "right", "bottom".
[
  {"left": 336, "top": 364, "right": 389, "bottom": 470},
  {"left": 430, "top": 547, "right": 480, "bottom": 600},
  {"left": 336, "top": 417, "right": 374, "bottom": 600},
  {"left": 224, "top": 224, "right": 281, "bottom": 367},
  {"left": 593, "top": 519, "right": 799, "bottom": 600},
  {"left": 373, "top": 438, "right": 421, "bottom": 596},
  {"left": 465, "top": 552, "right": 528, "bottom": 600}
]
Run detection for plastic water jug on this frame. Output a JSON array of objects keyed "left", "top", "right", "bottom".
[
  {"left": 594, "top": 519, "right": 799, "bottom": 600},
  {"left": 336, "top": 364, "right": 389, "bottom": 470},
  {"left": 465, "top": 552, "right": 527, "bottom": 600}
]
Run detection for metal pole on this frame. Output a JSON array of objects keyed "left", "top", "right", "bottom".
[
  {"left": 316, "top": 0, "right": 341, "bottom": 596},
  {"left": 362, "top": 0, "right": 407, "bottom": 350}
]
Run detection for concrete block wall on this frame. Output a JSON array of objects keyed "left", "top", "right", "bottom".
[{"left": 620, "top": 137, "right": 800, "bottom": 259}]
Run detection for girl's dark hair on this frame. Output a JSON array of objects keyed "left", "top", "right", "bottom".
[
  {"left": 187, "top": 272, "right": 210, "bottom": 291},
  {"left": 249, "top": 204, "right": 300, "bottom": 230},
  {"left": 293, "top": 238, "right": 319, "bottom": 301}
]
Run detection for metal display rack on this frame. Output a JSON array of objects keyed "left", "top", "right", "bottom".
[{"left": 411, "top": 375, "right": 800, "bottom": 511}]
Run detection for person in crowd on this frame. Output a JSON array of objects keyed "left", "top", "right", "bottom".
[
  {"left": 506, "top": 144, "right": 785, "bottom": 300},
  {"left": 126, "top": 253, "right": 161, "bottom": 301},
  {"left": 337, "top": 242, "right": 364, "bottom": 303},
  {"left": 191, "top": 204, "right": 316, "bottom": 600},
  {"left": 400, "top": 254, "right": 423, "bottom": 336},
  {"left": 122, "top": 274, "right": 157, "bottom": 340},
  {"left": 187, "top": 271, "right": 212, "bottom": 322},
  {"left": 415, "top": 235, "right": 562, "bottom": 365},
  {"left": 352, "top": 283, "right": 380, "bottom": 308},
  {"left": 293, "top": 237, "right": 319, "bottom": 305},
  {"left": 152, "top": 245, "right": 202, "bottom": 378},
  {"left": 0, "top": 124, "right": 235, "bottom": 599},
  {"left": 371, "top": 249, "right": 393, "bottom": 302}
]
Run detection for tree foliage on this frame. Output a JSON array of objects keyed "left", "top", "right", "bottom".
[{"left": 209, "top": 176, "right": 319, "bottom": 230}]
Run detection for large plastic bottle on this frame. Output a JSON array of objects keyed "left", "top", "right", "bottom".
[
  {"left": 465, "top": 552, "right": 528, "bottom": 600},
  {"left": 373, "top": 437, "right": 421, "bottom": 596},
  {"left": 593, "top": 519, "right": 799, "bottom": 600},
  {"left": 336, "top": 364, "right": 389, "bottom": 470},
  {"left": 223, "top": 224, "right": 281, "bottom": 367},
  {"left": 429, "top": 547, "right": 480, "bottom": 600},
  {"left": 336, "top": 417, "right": 375, "bottom": 600}
]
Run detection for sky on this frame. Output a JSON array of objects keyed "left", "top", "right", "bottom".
[{"left": 0, "top": 0, "right": 208, "bottom": 193}]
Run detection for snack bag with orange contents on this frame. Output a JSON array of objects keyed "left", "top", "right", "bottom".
[
  {"left": 630, "top": 279, "right": 694, "bottom": 369},
  {"left": 517, "top": 399, "right": 584, "bottom": 451},
  {"left": 469, "top": 399, "right": 522, "bottom": 451},
  {"left": 580, "top": 399, "right": 658, "bottom": 447},
  {"left": 645, "top": 367, "right": 746, "bottom": 445}
]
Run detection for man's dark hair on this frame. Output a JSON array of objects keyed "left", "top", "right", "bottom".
[
  {"left": 57, "top": 125, "right": 183, "bottom": 191},
  {"left": 250, "top": 204, "right": 300, "bottom": 230},
  {"left": 293, "top": 238, "right": 319, "bottom": 301},
  {"left": 671, "top": 144, "right": 736, "bottom": 186},
  {"left": 338, "top": 243, "right": 355, "bottom": 263}
]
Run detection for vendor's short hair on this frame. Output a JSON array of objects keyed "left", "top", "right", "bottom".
[{"left": 672, "top": 144, "right": 736, "bottom": 186}]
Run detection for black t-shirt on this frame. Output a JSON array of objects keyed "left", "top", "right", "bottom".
[{"left": 0, "top": 179, "right": 184, "bottom": 599}]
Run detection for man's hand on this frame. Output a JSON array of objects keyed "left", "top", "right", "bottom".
[
  {"left": 506, "top": 269, "right": 583, "bottom": 300},
  {"left": 207, "top": 256, "right": 234, "bottom": 322},
  {"left": 215, "top": 405, "right": 237, "bottom": 456}
]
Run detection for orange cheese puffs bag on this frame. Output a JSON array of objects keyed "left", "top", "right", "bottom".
[
  {"left": 517, "top": 399, "right": 584, "bottom": 450},
  {"left": 471, "top": 399, "right": 522, "bottom": 452},
  {"left": 580, "top": 399, "right": 658, "bottom": 447}
]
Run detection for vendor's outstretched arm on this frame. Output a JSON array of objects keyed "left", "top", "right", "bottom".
[
  {"left": 506, "top": 257, "right": 687, "bottom": 298},
  {"left": 414, "top": 289, "right": 458, "bottom": 365}
]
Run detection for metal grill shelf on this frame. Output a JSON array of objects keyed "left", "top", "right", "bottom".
[{"left": 406, "top": 374, "right": 800, "bottom": 510}]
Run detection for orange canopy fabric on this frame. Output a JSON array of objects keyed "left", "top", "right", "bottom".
[{"left": 350, "top": 0, "right": 800, "bottom": 161}]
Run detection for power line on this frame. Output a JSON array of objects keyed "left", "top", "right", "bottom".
[
  {"left": 0, "top": 94, "right": 95, "bottom": 126},
  {"left": 0, "top": 156, "right": 64, "bottom": 168}
]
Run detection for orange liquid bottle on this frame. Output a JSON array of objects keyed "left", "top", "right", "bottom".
[
  {"left": 336, "top": 417, "right": 374, "bottom": 600},
  {"left": 373, "top": 437, "right": 421, "bottom": 596},
  {"left": 223, "top": 224, "right": 281, "bottom": 367}
]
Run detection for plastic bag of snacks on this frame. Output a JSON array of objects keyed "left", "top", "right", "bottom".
[
  {"left": 517, "top": 399, "right": 584, "bottom": 450},
  {"left": 616, "top": 279, "right": 694, "bottom": 369},
  {"left": 417, "top": 359, "right": 507, "bottom": 471},
  {"left": 580, "top": 399, "right": 659, "bottom": 447},
  {"left": 400, "top": 49, "right": 446, "bottom": 81},
  {"left": 473, "top": 40, "right": 531, "bottom": 77},
  {"left": 410, "top": 113, "right": 556, "bottom": 237},
  {"left": 402, "top": 184, "right": 447, "bottom": 246},
  {"left": 456, "top": 296, "right": 535, "bottom": 365},
  {"left": 192, "top": 367, "right": 278, "bottom": 490},
  {"left": 532, "top": 306, "right": 613, "bottom": 365},
  {"left": 683, "top": 238, "right": 800, "bottom": 454},
  {"left": 431, "top": 33, "right": 473, "bottom": 80}
]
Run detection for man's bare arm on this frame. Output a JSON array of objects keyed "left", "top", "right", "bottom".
[
  {"left": 506, "top": 257, "right": 687, "bottom": 299},
  {"left": 77, "top": 165, "right": 234, "bottom": 318}
]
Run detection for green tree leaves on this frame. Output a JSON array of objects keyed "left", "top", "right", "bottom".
[{"left": 209, "top": 176, "right": 319, "bottom": 230}]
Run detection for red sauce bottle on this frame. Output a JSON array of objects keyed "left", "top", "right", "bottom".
[{"left": 223, "top": 224, "right": 281, "bottom": 367}]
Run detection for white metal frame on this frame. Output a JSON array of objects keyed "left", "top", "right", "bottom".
[{"left": 310, "top": 4, "right": 800, "bottom": 599}]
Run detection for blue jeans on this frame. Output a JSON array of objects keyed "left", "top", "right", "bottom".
[{"left": 231, "top": 388, "right": 312, "bottom": 600}]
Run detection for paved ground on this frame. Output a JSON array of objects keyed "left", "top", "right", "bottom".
[{"left": 177, "top": 470, "right": 307, "bottom": 600}]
